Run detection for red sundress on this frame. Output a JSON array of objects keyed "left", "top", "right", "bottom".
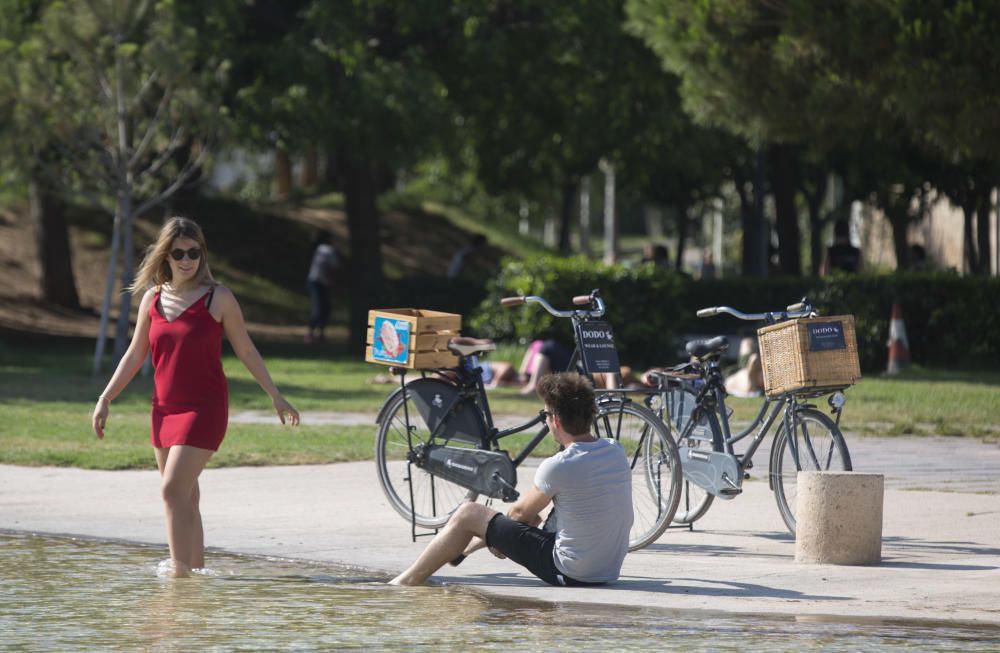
[{"left": 148, "top": 288, "right": 229, "bottom": 451}]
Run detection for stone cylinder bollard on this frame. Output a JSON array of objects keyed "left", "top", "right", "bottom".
[{"left": 795, "top": 471, "right": 884, "bottom": 565}]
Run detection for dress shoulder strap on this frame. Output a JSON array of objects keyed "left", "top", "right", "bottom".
[{"left": 205, "top": 285, "right": 217, "bottom": 311}]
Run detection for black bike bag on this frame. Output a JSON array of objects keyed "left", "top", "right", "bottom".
[{"left": 406, "top": 378, "right": 485, "bottom": 445}]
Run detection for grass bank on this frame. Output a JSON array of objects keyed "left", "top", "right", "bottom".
[{"left": 1, "top": 337, "right": 997, "bottom": 470}]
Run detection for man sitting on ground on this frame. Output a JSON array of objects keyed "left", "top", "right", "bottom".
[{"left": 389, "top": 372, "right": 633, "bottom": 587}]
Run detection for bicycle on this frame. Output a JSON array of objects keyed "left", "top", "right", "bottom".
[
  {"left": 374, "top": 292, "right": 683, "bottom": 551},
  {"left": 647, "top": 299, "right": 853, "bottom": 534}
]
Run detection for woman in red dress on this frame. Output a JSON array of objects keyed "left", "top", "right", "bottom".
[{"left": 92, "top": 217, "right": 299, "bottom": 577}]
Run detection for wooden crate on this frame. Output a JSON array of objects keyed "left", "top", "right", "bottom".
[
  {"left": 757, "top": 315, "right": 861, "bottom": 397},
  {"left": 365, "top": 308, "right": 462, "bottom": 369}
]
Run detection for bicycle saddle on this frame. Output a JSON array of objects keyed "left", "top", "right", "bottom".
[
  {"left": 686, "top": 336, "right": 728, "bottom": 359},
  {"left": 448, "top": 336, "right": 496, "bottom": 357}
]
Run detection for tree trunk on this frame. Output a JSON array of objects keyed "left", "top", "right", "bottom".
[
  {"left": 578, "top": 176, "right": 591, "bottom": 257},
  {"left": 29, "top": 170, "right": 79, "bottom": 308},
  {"left": 601, "top": 161, "right": 617, "bottom": 264},
  {"left": 769, "top": 144, "right": 801, "bottom": 276},
  {"left": 112, "top": 194, "right": 135, "bottom": 364},
  {"left": 340, "top": 152, "right": 384, "bottom": 353},
  {"left": 887, "top": 207, "right": 911, "bottom": 272},
  {"left": 275, "top": 147, "right": 293, "bottom": 200},
  {"left": 961, "top": 198, "right": 979, "bottom": 274},
  {"left": 804, "top": 171, "right": 827, "bottom": 277},
  {"left": 324, "top": 150, "right": 340, "bottom": 189},
  {"left": 93, "top": 215, "right": 123, "bottom": 375},
  {"left": 675, "top": 204, "right": 690, "bottom": 274},
  {"left": 557, "top": 177, "right": 577, "bottom": 255},
  {"left": 302, "top": 146, "right": 320, "bottom": 188},
  {"left": 975, "top": 186, "right": 992, "bottom": 276},
  {"left": 733, "top": 165, "right": 762, "bottom": 277}
]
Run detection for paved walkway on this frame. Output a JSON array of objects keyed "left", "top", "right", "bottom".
[{"left": 2, "top": 433, "right": 999, "bottom": 625}]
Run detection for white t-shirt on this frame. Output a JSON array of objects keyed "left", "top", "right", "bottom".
[
  {"left": 534, "top": 438, "right": 633, "bottom": 583},
  {"left": 308, "top": 244, "right": 339, "bottom": 286}
]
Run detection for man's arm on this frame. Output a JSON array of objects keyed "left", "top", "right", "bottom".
[{"left": 507, "top": 485, "right": 551, "bottom": 527}]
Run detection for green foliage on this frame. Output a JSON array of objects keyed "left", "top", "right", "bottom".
[
  {"left": 472, "top": 257, "right": 1000, "bottom": 371},
  {"left": 626, "top": 0, "right": 1000, "bottom": 160}
]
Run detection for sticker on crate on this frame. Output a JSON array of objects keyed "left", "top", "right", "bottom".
[
  {"left": 807, "top": 321, "right": 847, "bottom": 352},
  {"left": 371, "top": 316, "right": 411, "bottom": 364}
]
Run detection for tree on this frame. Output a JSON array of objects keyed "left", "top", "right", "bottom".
[
  {"left": 7, "top": 0, "right": 230, "bottom": 372},
  {"left": 0, "top": 0, "right": 79, "bottom": 308},
  {"left": 228, "top": 1, "right": 455, "bottom": 349},
  {"left": 438, "top": 1, "right": 690, "bottom": 257},
  {"left": 628, "top": 0, "right": 1000, "bottom": 275}
]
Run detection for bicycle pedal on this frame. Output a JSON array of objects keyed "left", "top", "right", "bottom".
[
  {"left": 743, "top": 472, "right": 751, "bottom": 480},
  {"left": 719, "top": 488, "right": 742, "bottom": 497}
]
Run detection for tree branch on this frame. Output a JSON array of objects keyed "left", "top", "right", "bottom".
[
  {"left": 134, "top": 123, "right": 186, "bottom": 183},
  {"left": 129, "top": 84, "right": 172, "bottom": 168},
  {"left": 134, "top": 139, "right": 211, "bottom": 216}
]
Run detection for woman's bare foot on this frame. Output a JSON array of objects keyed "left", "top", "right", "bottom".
[{"left": 157, "top": 558, "right": 192, "bottom": 578}]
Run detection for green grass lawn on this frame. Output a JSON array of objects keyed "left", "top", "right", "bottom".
[{"left": 2, "top": 337, "right": 997, "bottom": 470}]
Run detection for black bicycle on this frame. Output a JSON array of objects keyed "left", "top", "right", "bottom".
[
  {"left": 374, "top": 292, "right": 683, "bottom": 551},
  {"left": 647, "top": 299, "right": 853, "bottom": 533}
]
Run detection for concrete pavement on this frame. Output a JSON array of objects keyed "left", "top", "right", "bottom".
[{"left": 1, "top": 433, "right": 999, "bottom": 624}]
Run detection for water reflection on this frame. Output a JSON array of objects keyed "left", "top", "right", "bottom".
[{"left": 2, "top": 532, "right": 998, "bottom": 652}]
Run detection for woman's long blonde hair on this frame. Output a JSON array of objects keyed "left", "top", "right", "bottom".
[{"left": 130, "top": 217, "right": 215, "bottom": 295}]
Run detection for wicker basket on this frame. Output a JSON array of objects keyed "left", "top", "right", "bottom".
[{"left": 757, "top": 315, "right": 861, "bottom": 397}]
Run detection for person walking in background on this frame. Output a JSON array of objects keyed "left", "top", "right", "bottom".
[
  {"left": 820, "top": 218, "right": 862, "bottom": 276},
  {"left": 447, "top": 233, "right": 487, "bottom": 279},
  {"left": 306, "top": 230, "right": 339, "bottom": 343},
  {"left": 640, "top": 243, "right": 671, "bottom": 269},
  {"left": 390, "top": 372, "right": 633, "bottom": 587},
  {"left": 92, "top": 217, "right": 299, "bottom": 578}
]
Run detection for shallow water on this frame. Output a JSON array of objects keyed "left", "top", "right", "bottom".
[{"left": 2, "top": 532, "right": 998, "bottom": 652}]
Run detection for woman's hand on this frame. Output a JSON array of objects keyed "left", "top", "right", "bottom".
[
  {"left": 92, "top": 397, "right": 110, "bottom": 439},
  {"left": 273, "top": 395, "right": 300, "bottom": 426}
]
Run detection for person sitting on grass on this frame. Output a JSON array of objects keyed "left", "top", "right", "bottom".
[{"left": 389, "top": 372, "right": 633, "bottom": 587}]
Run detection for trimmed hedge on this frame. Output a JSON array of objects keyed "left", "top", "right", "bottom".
[{"left": 468, "top": 256, "right": 1000, "bottom": 373}]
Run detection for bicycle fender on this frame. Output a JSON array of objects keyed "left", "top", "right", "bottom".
[{"left": 379, "top": 377, "right": 485, "bottom": 445}]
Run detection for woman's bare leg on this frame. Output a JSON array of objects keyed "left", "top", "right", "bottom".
[
  {"left": 155, "top": 445, "right": 214, "bottom": 576},
  {"left": 519, "top": 354, "right": 551, "bottom": 395}
]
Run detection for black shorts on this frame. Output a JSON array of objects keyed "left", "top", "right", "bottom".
[{"left": 484, "top": 514, "right": 604, "bottom": 587}]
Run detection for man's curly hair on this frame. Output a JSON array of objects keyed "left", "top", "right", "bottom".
[{"left": 536, "top": 372, "right": 596, "bottom": 436}]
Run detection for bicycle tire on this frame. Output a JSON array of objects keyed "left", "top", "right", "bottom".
[
  {"left": 375, "top": 387, "right": 479, "bottom": 529},
  {"left": 770, "top": 407, "right": 852, "bottom": 534},
  {"left": 594, "top": 400, "right": 682, "bottom": 551}
]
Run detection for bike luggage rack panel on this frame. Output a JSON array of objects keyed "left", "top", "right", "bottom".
[
  {"left": 757, "top": 315, "right": 861, "bottom": 397},
  {"left": 365, "top": 308, "right": 461, "bottom": 369}
]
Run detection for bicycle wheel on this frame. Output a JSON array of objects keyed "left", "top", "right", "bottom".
[
  {"left": 375, "top": 388, "right": 479, "bottom": 529},
  {"left": 770, "top": 407, "right": 852, "bottom": 534},
  {"left": 595, "top": 401, "right": 682, "bottom": 551}
]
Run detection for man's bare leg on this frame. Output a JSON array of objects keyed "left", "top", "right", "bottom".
[{"left": 389, "top": 503, "right": 498, "bottom": 586}]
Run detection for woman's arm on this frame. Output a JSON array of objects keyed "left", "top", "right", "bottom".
[
  {"left": 92, "top": 289, "right": 155, "bottom": 438},
  {"left": 215, "top": 286, "right": 300, "bottom": 425}
]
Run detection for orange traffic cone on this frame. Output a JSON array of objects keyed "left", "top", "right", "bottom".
[{"left": 885, "top": 303, "right": 911, "bottom": 375}]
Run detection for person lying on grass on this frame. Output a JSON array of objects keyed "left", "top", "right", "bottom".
[{"left": 389, "top": 372, "right": 633, "bottom": 587}]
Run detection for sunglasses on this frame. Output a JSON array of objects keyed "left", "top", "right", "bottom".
[{"left": 169, "top": 247, "right": 202, "bottom": 261}]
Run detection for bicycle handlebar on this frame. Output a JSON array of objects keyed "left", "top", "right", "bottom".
[
  {"left": 501, "top": 293, "right": 606, "bottom": 319},
  {"left": 696, "top": 298, "right": 816, "bottom": 322}
]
